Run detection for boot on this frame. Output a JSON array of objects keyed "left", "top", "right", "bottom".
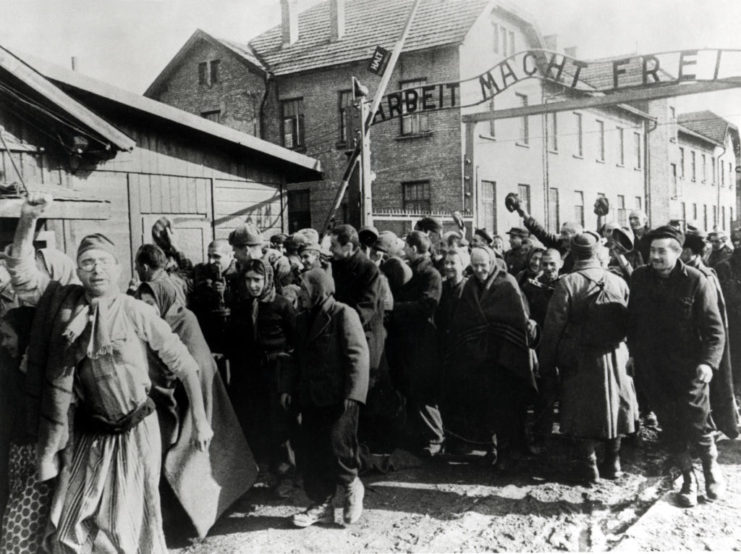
[
  {"left": 599, "top": 438, "right": 623, "bottom": 479},
  {"left": 701, "top": 441, "right": 725, "bottom": 501},
  {"left": 343, "top": 477, "right": 365, "bottom": 525},
  {"left": 677, "top": 470, "right": 698, "bottom": 508}
]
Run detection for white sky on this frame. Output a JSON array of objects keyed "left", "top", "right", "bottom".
[{"left": 1, "top": 0, "right": 740, "bottom": 126}]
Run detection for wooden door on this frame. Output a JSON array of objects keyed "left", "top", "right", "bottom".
[{"left": 140, "top": 214, "right": 211, "bottom": 266}]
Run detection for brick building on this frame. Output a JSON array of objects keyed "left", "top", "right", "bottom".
[{"left": 146, "top": 0, "right": 739, "bottom": 236}]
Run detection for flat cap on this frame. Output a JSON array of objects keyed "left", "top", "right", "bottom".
[
  {"left": 506, "top": 226, "right": 530, "bottom": 238},
  {"left": 647, "top": 225, "right": 684, "bottom": 246},
  {"left": 229, "top": 222, "right": 264, "bottom": 247}
]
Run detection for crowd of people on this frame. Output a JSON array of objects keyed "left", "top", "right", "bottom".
[{"left": 0, "top": 192, "right": 740, "bottom": 552}]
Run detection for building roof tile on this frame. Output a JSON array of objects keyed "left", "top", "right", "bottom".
[
  {"left": 679, "top": 110, "right": 736, "bottom": 145},
  {"left": 247, "top": 0, "right": 491, "bottom": 76}
]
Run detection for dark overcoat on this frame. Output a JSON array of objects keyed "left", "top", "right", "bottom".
[
  {"left": 284, "top": 296, "right": 369, "bottom": 407},
  {"left": 539, "top": 260, "right": 638, "bottom": 439},
  {"left": 717, "top": 250, "right": 741, "bottom": 395},
  {"left": 388, "top": 257, "right": 442, "bottom": 398},
  {"left": 628, "top": 261, "right": 725, "bottom": 437},
  {"left": 331, "top": 250, "right": 386, "bottom": 372}
]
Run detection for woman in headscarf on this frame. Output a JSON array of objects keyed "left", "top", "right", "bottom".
[
  {"left": 137, "top": 278, "right": 255, "bottom": 539},
  {"left": 0, "top": 308, "right": 54, "bottom": 553},
  {"left": 515, "top": 246, "right": 545, "bottom": 289},
  {"left": 226, "top": 258, "right": 297, "bottom": 496},
  {"left": 448, "top": 246, "right": 536, "bottom": 469}
]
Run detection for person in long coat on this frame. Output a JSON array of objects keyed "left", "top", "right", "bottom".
[
  {"left": 330, "top": 225, "right": 386, "bottom": 378},
  {"left": 628, "top": 226, "right": 726, "bottom": 508},
  {"left": 387, "top": 231, "right": 444, "bottom": 457},
  {"left": 449, "top": 246, "right": 536, "bottom": 469},
  {"left": 137, "top": 278, "right": 256, "bottom": 539},
  {"left": 540, "top": 232, "right": 638, "bottom": 483},
  {"left": 717, "top": 245, "right": 741, "bottom": 397},
  {"left": 226, "top": 258, "right": 296, "bottom": 492}
]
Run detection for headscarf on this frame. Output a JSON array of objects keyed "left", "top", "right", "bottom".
[
  {"left": 37, "top": 248, "right": 79, "bottom": 285},
  {"left": 470, "top": 245, "right": 499, "bottom": 280},
  {"left": 2, "top": 306, "right": 36, "bottom": 358},
  {"left": 138, "top": 278, "right": 182, "bottom": 318},
  {"left": 301, "top": 268, "right": 335, "bottom": 309},
  {"left": 525, "top": 246, "right": 545, "bottom": 273},
  {"left": 242, "top": 258, "right": 276, "bottom": 303}
]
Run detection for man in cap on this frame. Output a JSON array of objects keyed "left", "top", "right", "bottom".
[
  {"left": 471, "top": 228, "right": 493, "bottom": 248},
  {"left": 270, "top": 233, "right": 288, "bottom": 254},
  {"left": 514, "top": 204, "right": 582, "bottom": 274},
  {"left": 707, "top": 231, "right": 733, "bottom": 269},
  {"left": 629, "top": 210, "right": 651, "bottom": 262},
  {"left": 228, "top": 222, "right": 292, "bottom": 292},
  {"left": 6, "top": 194, "right": 212, "bottom": 552},
  {"left": 504, "top": 227, "right": 531, "bottom": 275},
  {"left": 628, "top": 226, "right": 726, "bottom": 507}
]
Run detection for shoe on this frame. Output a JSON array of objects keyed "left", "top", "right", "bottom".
[
  {"left": 677, "top": 471, "right": 698, "bottom": 508},
  {"left": 583, "top": 453, "right": 600, "bottom": 484},
  {"left": 292, "top": 503, "right": 334, "bottom": 528},
  {"left": 702, "top": 445, "right": 726, "bottom": 501},
  {"left": 643, "top": 412, "right": 658, "bottom": 428},
  {"left": 421, "top": 443, "right": 443, "bottom": 458},
  {"left": 343, "top": 477, "right": 365, "bottom": 525}
]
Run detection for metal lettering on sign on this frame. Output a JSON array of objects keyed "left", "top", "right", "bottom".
[
  {"left": 371, "top": 48, "right": 741, "bottom": 124},
  {"left": 368, "top": 46, "right": 391, "bottom": 76}
]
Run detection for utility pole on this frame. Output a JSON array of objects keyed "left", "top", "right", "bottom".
[
  {"left": 359, "top": 96, "right": 373, "bottom": 227},
  {"left": 322, "top": 0, "right": 423, "bottom": 233}
]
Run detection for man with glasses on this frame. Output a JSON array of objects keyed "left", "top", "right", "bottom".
[{"left": 6, "top": 193, "right": 212, "bottom": 553}]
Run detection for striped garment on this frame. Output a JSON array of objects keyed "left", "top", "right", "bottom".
[{"left": 48, "top": 415, "right": 167, "bottom": 554}]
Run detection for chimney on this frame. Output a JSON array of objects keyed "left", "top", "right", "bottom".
[
  {"left": 564, "top": 46, "right": 578, "bottom": 58},
  {"left": 329, "top": 0, "right": 345, "bottom": 41},
  {"left": 70, "top": 56, "right": 77, "bottom": 71},
  {"left": 281, "top": 0, "right": 299, "bottom": 47},
  {"left": 543, "top": 34, "right": 558, "bottom": 52}
]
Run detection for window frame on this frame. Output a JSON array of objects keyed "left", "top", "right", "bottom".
[
  {"left": 280, "top": 97, "right": 306, "bottom": 151},
  {"left": 574, "top": 190, "right": 585, "bottom": 227},
  {"left": 595, "top": 119, "right": 605, "bottom": 162},
  {"left": 515, "top": 93, "right": 529, "bottom": 146},
  {"left": 402, "top": 180, "right": 432, "bottom": 212},
  {"left": 574, "top": 112, "right": 583, "bottom": 157},
  {"left": 399, "top": 78, "right": 431, "bottom": 137},
  {"left": 337, "top": 89, "right": 354, "bottom": 146}
]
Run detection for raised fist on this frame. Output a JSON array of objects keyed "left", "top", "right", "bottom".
[{"left": 21, "top": 193, "right": 53, "bottom": 219}]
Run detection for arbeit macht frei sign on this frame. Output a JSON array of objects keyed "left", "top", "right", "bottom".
[{"left": 371, "top": 49, "right": 741, "bottom": 124}]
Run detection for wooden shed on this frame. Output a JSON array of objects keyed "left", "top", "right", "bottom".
[{"left": 0, "top": 45, "right": 322, "bottom": 281}]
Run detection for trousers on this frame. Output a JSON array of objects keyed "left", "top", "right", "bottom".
[{"left": 301, "top": 401, "right": 360, "bottom": 504}]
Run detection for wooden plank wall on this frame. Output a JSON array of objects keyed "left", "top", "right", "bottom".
[{"left": 2, "top": 110, "right": 292, "bottom": 283}]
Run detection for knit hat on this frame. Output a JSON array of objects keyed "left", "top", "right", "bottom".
[
  {"left": 647, "top": 225, "right": 684, "bottom": 248},
  {"left": 77, "top": 233, "right": 117, "bottom": 260},
  {"left": 570, "top": 231, "right": 601, "bottom": 260},
  {"left": 301, "top": 268, "right": 335, "bottom": 307},
  {"left": 229, "top": 223, "right": 263, "bottom": 247}
]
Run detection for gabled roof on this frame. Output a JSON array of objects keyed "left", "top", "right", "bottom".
[
  {"left": 679, "top": 110, "right": 738, "bottom": 146},
  {"left": 0, "top": 45, "right": 136, "bottom": 152},
  {"left": 145, "top": 29, "right": 267, "bottom": 98},
  {"left": 247, "top": 0, "right": 491, "bottom": 76},
  {"left": 14, "top": 50, "right": 322, "bottom": 180}
]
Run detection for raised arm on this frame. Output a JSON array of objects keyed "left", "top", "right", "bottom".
[{"left": 6, "top": 194, "right": 54, "bottom": 306}]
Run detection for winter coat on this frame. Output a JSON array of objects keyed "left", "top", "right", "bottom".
[
  {"left": 388, "top": 257, "right": 442, "bottom": 398},
  {"left": 283, "top": 296, "right": 369, "bottom": 407},
  {"left": 539, "top": 260, "right": 638, "bottom": 439},
  {"left": 190, "top": 260, "right": 239, "bottom": 353},
  {"left": 717, "top": 249, "right": 741, "bottom": 394},
  {"left": 521, "top": 274, "right": 560, "bottom": 329},
  {"left": 332, "top": 250, "right": 386, "bottom": 371},
  {"left": 504, "top": 247, "right": 530, "bottom": 276},
  {"left": 685, "top": 258, "right": 738, "bottom": 439},
  {"left": 436, "top": 277, "right": 467, "bottom": 362},
  {"left": 628, "top": 261, "right": 725, "bottom": 430}
]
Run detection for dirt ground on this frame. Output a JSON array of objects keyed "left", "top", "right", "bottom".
[{"left": 168, "top": 427, "right": 741, "bottom": 553}]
